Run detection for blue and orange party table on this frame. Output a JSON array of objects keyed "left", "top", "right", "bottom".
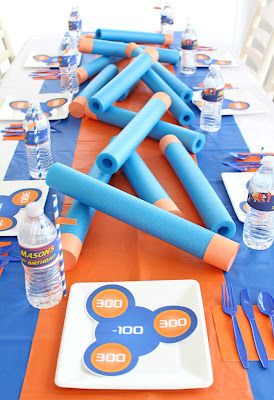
[{"left": 0, "top": 33, "right": 274, "bottom": 400}]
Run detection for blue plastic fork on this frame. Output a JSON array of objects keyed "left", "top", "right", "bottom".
[
  {"left": 222, "top": 161, "right": 261, "bottom": 172},
  {"left": 222, "top": 282, "right": 249, "bottom": 369}
]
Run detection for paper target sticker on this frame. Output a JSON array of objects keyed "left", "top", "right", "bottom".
[
  {"left": 10, "top": 97, "right": 68, "bottom": 118},
  {"left": 33, "top": 54, "right": 59, "bottom": 66},
  {"left": 84, "top": 284, "right": 198, "bottom": 376},
  {"left": 0, "top": 94, "right": 72, "bottom": 121},
  {"left": 223, "top": 99, "right": 250, "bottom": 110}
]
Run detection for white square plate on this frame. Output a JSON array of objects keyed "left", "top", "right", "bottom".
[
  {"left": 0, "top": 180, "right": 49, "bottom": 235},
  {"left": 222, "top": 172, "right": 253, "bottom": 222},
  {"left": 24, "top": 52, "right": 82, "bottom": 68},
  {"left": 0, "top": 94, "right": 72, "bottom": 121},
  {"left": 55, "top": 280, "right": 213, "bottom": 390},
  {"left": 192, "top": 89, "right": 267, "bottom": 116}
]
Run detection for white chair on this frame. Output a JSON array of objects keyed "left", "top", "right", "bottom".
[
  {"left": 241, "top": 0, "right": 274, "bottom": 88},
  {"left": 0, "top": 18, "right": 14, "bottom": 76},
  {"left": 264, "top": 63, "right": 274, "bottom": 98}
]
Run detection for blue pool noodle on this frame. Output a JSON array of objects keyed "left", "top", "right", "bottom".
[
  {"left": 86, "top": 105, "right": 205, "bottom": 154},
  {"left": 117, "top": 89, "right": 131, "bottom": 101},
  {"left": 131, "top": 46, "right": 194, "bottom": 125},
  {"left": 78, "top": 64, "right": 118, "bottom": 100},
  {"left": 78, "top": 37, "right": 179, "bottom": 64},
  {"left": 77, "top": 55, "right": 118, "bottom": 84},
  {"left": 160, "top": 135, "right": 236, "bottom": 238},
  {"left": 122, "top": 151, "right": 182, "bottom": 215},
  {"left": 70, "top": 64, "right": 119, "bottom": 118},
  {"left": 89, "top": 48, "right": 158, "bottom": 113},
  {"left": 142, "top": 68, "right": 194, "bottom": 125},
  {"left": 153, "top": 47, "right": 179, "bottom": 64},
  {"left": 46, "top": 163, "right": 240, "bottom": 271},
  {"left": 147, "top": 46, "right": 179, "bottom": 64},
  {"left": 61, "top": 164, "right": 112, "bottom": 269},
  {"left": 152, "top": 62, "right": 193, "bottom": 102},
  {"left": 95, "top": 28, "right": 173, "bottom": 45},
  {"left": 96, "top": 93, "right": 170, "bottom": 173}
]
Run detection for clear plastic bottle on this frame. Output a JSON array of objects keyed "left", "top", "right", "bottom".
[
  {"left": 160, "top": 1, "right": 174, "bottom": 34},
  {"left": 243, "top": 156, "right": 274, "bottom": 250},
  {"left": 180, "top": 21, "right": 198, "bottom": 75},
  {"left": 68, "top": 6, "right": 82, "bottom": 51},
  {"left": 200, "top": 65, "right": 224, "bottom": 132},
  {"left": 23, "top": 101, "right": 53, "bottom": 179},
  {"left": 152, "top": 1, "right": 162, "bottom": 32},
  {"left": 18, "top": 202, "right": 63, "bottom": 309},
  {"left": 58, "top": 36, "right": 79, "bottom": 94}
]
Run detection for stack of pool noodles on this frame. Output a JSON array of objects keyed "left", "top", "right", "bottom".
[{"left": 53, "top": 29, "right": 239, "bottom": 273}]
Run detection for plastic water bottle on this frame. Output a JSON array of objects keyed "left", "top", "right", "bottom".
[
  {"left": 18, "top": 202, "right": 63, "bottom": 309},
  {"left": 243, "top": 156, "right": 274, "bottom": 250},
  {"left": 160, "top": 1, "right": 174, "bottom": 34},
  {"left": 152, "top": 1, "right": 162, "bottom": 32},
  {"left": 23, "top": 101, "right": 53, "bottom": 180},
  {"left": 180, "top": 21, "right": 198, "bottom": 75},
  {"left": 200, "top": 65, "right": 224, "bottom": 132},
  {"left": 68, "top": 6, "right": 82, "bottom": 51},
  {"left": 58, "top": 36, "right": 79, "bottom": 94}
]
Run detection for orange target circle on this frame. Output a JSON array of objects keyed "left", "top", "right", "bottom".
[
  {"left": 12, "top": 190, "right": 40, "bottom": 206},
  {"left": 228, "top": 101, "right": 249, "bottom": 110},
  {"left": 91, "top": 288, "right": 129, "bottom": 318},
  {"left": 91, "top": 343, "right": 132, "bottom": 373},
  {"left": 10, "top": 101, "right": 29, "bottom": 109},
  {"left": 34, "top": 55, "right": 50, "bottom": 61},
  {"left": 47, "top": 98, "right": 67, "bottom": 108},
  {"left": 197, "top": 54, "right": 210, "bottom": 61},
  {"left": 0, "top": 217, "right": 14, "bottom": 231},
  {"left": 153, "top": 309, "right": 192, "bottom": 338}
]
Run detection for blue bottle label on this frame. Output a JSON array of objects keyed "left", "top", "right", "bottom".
[
  {"left": 25, "top": 127, "right": 49, "bottom": 146},
  {"left": 181, "top": 38, "right": 198, "bottom": 50},
  {"left": 58, "top": 54, "right": 77, "bottom": 68},
  {"left": 69, "top": 20, "right": 82, "bottom": 31},
  {"left": 247, "top": 191, "right": 274, "bottom": 212},
  {"left": 20, "top": 235, "right": 60, "bottom": 268},
  {"left": 201, "top": 87, "right": 224, "bottom": 102},
  {"left": 161, "top": 16, "right": 174, "bottom": 24}
]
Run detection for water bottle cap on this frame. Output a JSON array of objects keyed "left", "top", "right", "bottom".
[
  {"left": 261, "top": 156, "right": 274, "bottom": 167},
  {"left": 25, "top": 202, "right": 44, "bottom": 218}
]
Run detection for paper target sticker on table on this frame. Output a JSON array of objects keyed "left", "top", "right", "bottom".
[
  {"left": 0, "top": 94, "right": 72, "bottom": 121},
  {"left": 192, "top": 89, "right": 266, "bottom": 116},
  {"left": 24, "top": 52, "right": 82, "bottom": 68},
  {"left": 196, "top": 50, "right": 237, "bottom": 67},
  {"left": 83, "top": 284, "right": 198, "bottom": 376},
  {"left": 0, "top": 180, "right": 49, "bottom": 235}
]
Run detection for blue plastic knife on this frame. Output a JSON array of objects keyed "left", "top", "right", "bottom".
[{"left": 240, "top": 288, "right": 269, "bottom": 368}]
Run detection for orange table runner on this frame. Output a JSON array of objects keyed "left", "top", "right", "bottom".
[{"left": 21, "top": 78, "right": 253, "bottom": 399}]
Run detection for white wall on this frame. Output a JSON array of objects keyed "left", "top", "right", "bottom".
[{"left": 1, "top": 0, "right": 255, "bottom": 55}]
